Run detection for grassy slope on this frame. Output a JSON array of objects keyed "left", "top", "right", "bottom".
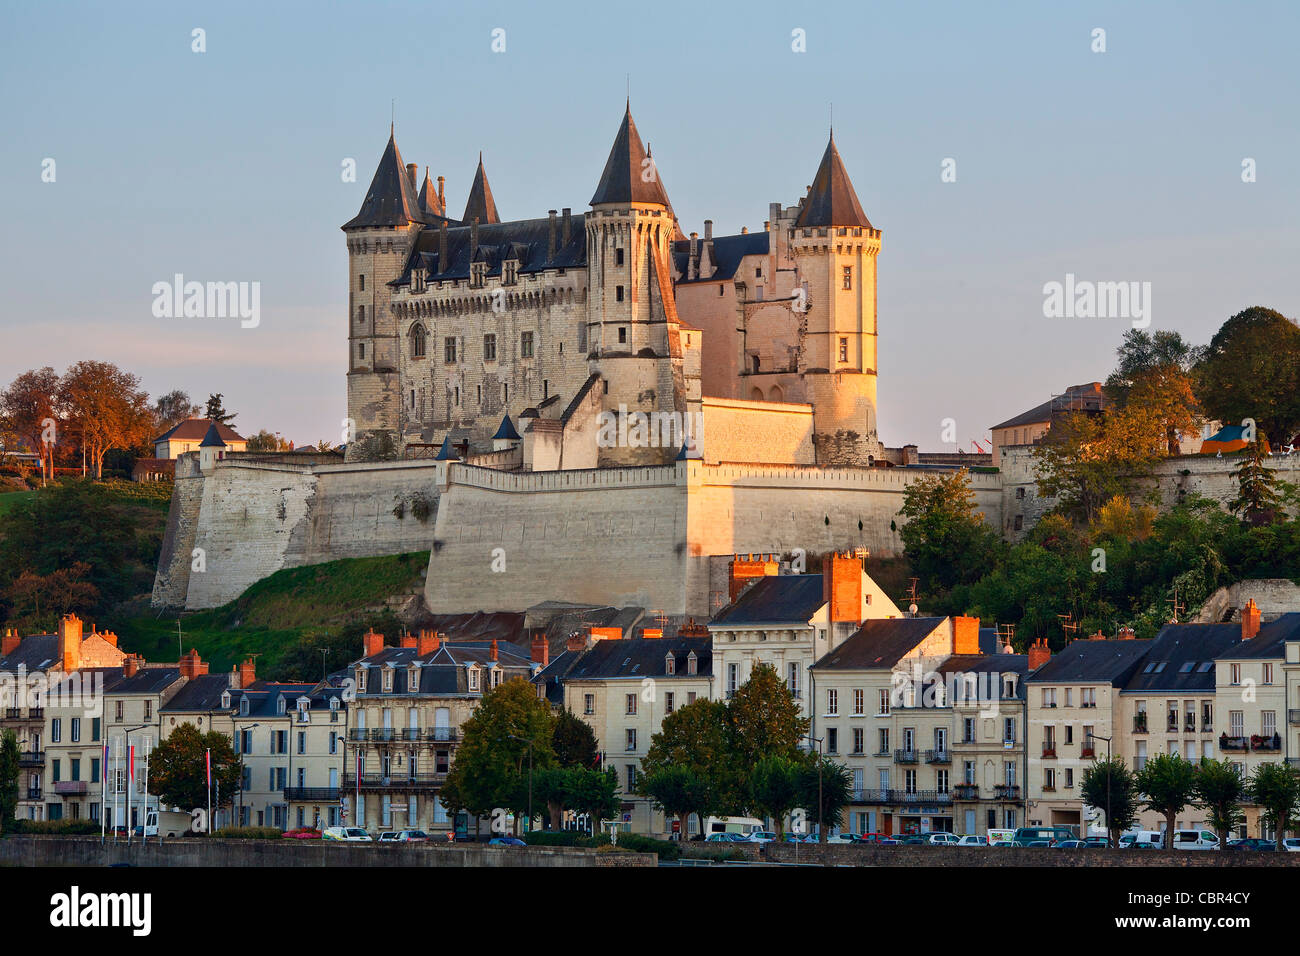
[
  {"left": 0, "top": 490, "right": 35, "bottom": 515},
  {"left": 113, "top": 551, "right": 430, "bottom": 674}
]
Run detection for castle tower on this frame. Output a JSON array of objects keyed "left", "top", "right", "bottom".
[
  {"left": 586, "top": 104, "right": 689, "bottom": 465},
  {"left": 790, "top": 133, "right": 884, "bottom": 465},
  {"left": 462, "top": 154, "right": 500, "bottom": 224},
  {"left": 342, "top": 127, "right": 428, "bottom": 460}
]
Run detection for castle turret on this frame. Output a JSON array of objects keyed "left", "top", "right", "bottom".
[
  {"left": 462, "top": 154, "right": 500, "bottom": 225},
  {"left": 790, "top": 133, "right": 883, "bottom": 465},
  {"left": 198, "top": 422, "right": 227, "bottom": 472},
  {"left": 342, "top": 127, "right": 427, "bottom": 461}
]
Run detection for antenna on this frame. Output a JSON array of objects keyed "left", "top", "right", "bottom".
[
  {"left": 1057, "top": 613, "right": 1080, "bottom": 641},
  {"left": 1167, "top": 588, "right": 1185, "bottom": 623}
]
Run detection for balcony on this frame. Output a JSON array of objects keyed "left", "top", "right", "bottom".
[
  {"left": 954, "top": 784, "right": 980, "bottom": 800},
  {"left": 1041, "top": 748, "right": 1057, "bottom": 759},
  {"left": 54, "top": 780, "right": 88, "bottom": 796},
  {"left": 348, "top": 728, "right": 459, "bottom": 744},
  {"left": 1251, "top": 734, "right": 1282, "bottom": 753},
  {"left": 894, "top": 749, "right": 919, "bottom": 765},
  {"left": 1080, "top": 747, "right": 1095, "bottom": 759},
  {"left": 995, "top": 784, "right": 1021, "bottom": 801},
  {"left": 28, "top": 708, "right": 43, "bottom": 720},
  {"left": 925, "top": 749, "right": 951, "bottom": 765},
  {"left": 283, "top": 787, "right": 341, "bottom": 802},
  {"left": 1219, "top": 735, "right": 1249, "bottom": 752},
  {"left": 849, "top": 789, "right": 952, "bottom": 806},
  {"left": 25, "top": 788, "right": 42, "bottom": 800},
  {"left": 18, "top": 751, "right": 44, "bottom": 767},
  {"left": 1132, "top": 715, "right": 1148, "bottom": 734},
  {"left": 343, "top": 773, "right": 447, "bottom": 792},
  {"left": 3, "top": 708, "right": 20, "bottom": 719},
  {"left": 1002, "top": 738, "right": 1017, "bottom": 749}
]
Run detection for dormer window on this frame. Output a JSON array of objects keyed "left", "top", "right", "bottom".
[
  {"left": 220, "top": 691, "right": 231, "bottom": 710},
  {"left": 383, "top": 668, "right": 394, "bottom": 693},
  {"left": 408, "top": 665, "right": 420, "bottom": 691},
  {"left": 686, "top": 651, "right": 698, "bottom": 676},
  {"left": 239, "top": 696, "right": 250, "bottom": 717},
  {"left": 490, "top": 667, "right": 503, "bottom": 689},
  {"left": 356, "top": 668, "right": 367, "bottom": 694},
  {"left": 468, "top": 667, "right": 480, "bottom": 693},
  {"left": 665, "top": 653, "right": 676, "bottom": 676},
  {"left": 277, "top": 697, "right": 287, "bottom": 716}
]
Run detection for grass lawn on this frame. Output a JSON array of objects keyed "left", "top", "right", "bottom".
[{"left": 0, "top": 490, "right": 35, "bottom": 515}]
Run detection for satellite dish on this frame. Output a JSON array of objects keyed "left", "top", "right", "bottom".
[{"left": 909, "top": 604, "right": 919, "bottom": 616}]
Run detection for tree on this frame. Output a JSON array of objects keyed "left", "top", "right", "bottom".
[
  {"left": 1196, "top": 306, "right": 1300, "bottom": 447},
  {"left": 1194, "top": 758, "right": 1247, "bottom": 852},
  {"left": 1135, "top": 753, "right": 1198, "bottom": 848},
  {"left": 726, "top": 663, "right": 810, "bottom": 768},
  {"left": 204, "top": 393, "right": 236, "bottom": 425},
  {"left": 0, "top": 367, "right": 60, "bottom": 483},
  {"left": 3, "top": 563, "right": 98, "bottom": 631},
  {"left": 745, "top": 756, "right": 802, "bottom": 839},
  {"left": 59, "top": 360, "right": 153, "bottom": 478},
  {"left": 568, "top": 767, "right": 620, "bottom": 830},
  {"left": 1034, "top": 406, "right": 1165, "bottom": 524},
  {"left": 638, "top": 764, "right": 716, "bottom": 837},
  {"left": 245, "top": 430, "right": 291, "bottom": 453},
  {"left": 0, "top": 730, "right": 18, "bottom": 833},
  {"left": 149, "top": 723, "right": 241, "bottom": 814},
  {"left": 798, "top": 756, "right": 854, "bottom": 843},
  {"left": 1105, "top": 328, "right": 1204, "bottom": 454},
  {"left": 1249, "top": 762, "right": 1300, "bottom": 850},
  {"left": 1080, "top": 757, "right": 1140, "bottom": 847},
  {"left": 1230, "top": 440, "right": 1287, "bottom": 525},
  {"left": 642, "top": 698, "right": 737, "bottom": 814},
  {"left": 153, "top": 390, "right": 200, "bottom": 431},
  {"left": 552, "top": 708, "right": 599, "bottom": 768},
  {"left": 897, "top": 469, "right": 1004, "bottom": 592}
]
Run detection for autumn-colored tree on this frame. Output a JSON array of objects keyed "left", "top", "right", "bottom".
[
  {"left": 59, "top": 360, "right": 153, "bottom": 478},
  {"left": 4, "top": 562, "right": 98, "bottom": 630},
  {"left": 0, "top": 367, "right": 60, "bottom": 483},
  {"left": 1034, "top": 407, "right": 1165, "bottom": 523},
  {"left": 1105, "top": 328, "right": 1204, "bottom": 454},
  {"left": 245, "top": 429, "right": 292, "bottom": 452}
]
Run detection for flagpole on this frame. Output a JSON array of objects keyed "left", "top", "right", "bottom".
[
  {"left": 206, "top": 748, "right": 212, "bottom": 837},
  {"left": 100, "top": 738, "right": 107, "bottom": 844},
  {"left": 113, "top": 737, "right": 120, "bottom": 841},
  {"left": 355, "top": 748, "right": 361, "bottom": 831}
]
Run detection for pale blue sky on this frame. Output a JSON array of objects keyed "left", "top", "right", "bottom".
[{"left": 1, "top": 0, "right": 1297, "bottom": 449}]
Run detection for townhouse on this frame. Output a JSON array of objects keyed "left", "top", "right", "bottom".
[
  {"left": 159, "top": 657, "right": 244, "bottom": 830},
  {"left": 534, "top": 630, "right": 713, "bottom": 835}
]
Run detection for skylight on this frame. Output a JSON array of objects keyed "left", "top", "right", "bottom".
[{"left": 1179, "top": 662, "right": 1194, "bottom": 673}]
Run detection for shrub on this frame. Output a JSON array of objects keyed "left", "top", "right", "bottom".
[
  {"left": 8, "top": 818, "right": 101, "bottom": 835},
  {"left": 522, "top": 830, "right": 597, "bottom": 848},
  {"left": 611, "top": 832, "right": 681, "bottom": 860},
  {"left": 210, "top": 826, "right": 283, "bottom": 840}
]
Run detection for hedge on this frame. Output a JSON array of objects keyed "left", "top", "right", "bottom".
[
  {"left": 210, "top": 827, "right": 283, "bottom": 840},
  {"left": 6, "top": 819, "right": 102, "bottom": 835}
]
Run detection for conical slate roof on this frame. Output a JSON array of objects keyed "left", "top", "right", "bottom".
[
  {"left": 491, "top": 414, "right": 521, "bottom": 441},
  {"left": 795, "top": 134, "right": 873, "bottom": 229},
  {"left": 198, "top": 423, "right": 227, "bottom": 448},
  {"left": 590, "top": 104, "right": 671, "bottom": 207},
  {"left": 417, "top": 169, "right": 443, "bottom": 218},
  {"left": 342, "top": 129, "right": 425, "bottom": 230},
  {"left": 462, "top": 154, "right": 500, "bottom": 224},
  {"left": 433, "top": 436, "right": 459, "bottom": 461}
]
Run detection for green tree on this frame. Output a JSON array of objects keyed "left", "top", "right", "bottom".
[
  {"left": 149, "top": 723, "right": 241, "bottom": 813},
  {"left": 798, "top": 756, "right": 854, "bottom": 843},
  {"left": 726, "top": 663, "right": 810, "bottom": 768},
  {"left": 1196, "top": 306, "right": 1300, "bottom": 447},
  {"left": 1034, "top": 407, "right": 1165, "bottom": 524},
  {"left": 0, "top": 729, "right": 19, "bottom": 833},
  {"left": 204, "top": 393, "right": 236, "bottom": 425},
  {"left": 745, "top": 756, "right": 803, "bottom": 838},
  {"left": 552, "top": 708, "right": 599, "bottom": 768},
  {"left": 1080, "top": 757, "right": 1141, "bottom": 847},
  {"left": 1105, "top": 328, "right": 1204, "bottom": 454},
  {"left": 638, "top": 764, "right": 716, "bottom": 838},
  {"left": 1135, "top": 753, "right": 1198, "bottom": 848},
  {"left": 153, "top": 389, "right": 200, "bottom": 431},
  {"left": 897, "top": 469, "right": 1004, "bottom": 592},
  {"left": 642, "top": 698, "right": 737, "bottom": 813},
  {"left": 568, "top": 767, "right": 620, "bottom": 829},
  {"left": 1230, "top": 440, "right": 1287, "bottom": 525},
  {"left": 441, "top": 678, "right": 556, "bottom": 827},
  {"left": 245, "top": 429, "right": 291, "bottom": 452},
  {"left": 1194, "top": 758, "right": 1247, "bottom": 852},
  {"left": 1249, "top": 762, "right": 1300, "bottom": 850}
]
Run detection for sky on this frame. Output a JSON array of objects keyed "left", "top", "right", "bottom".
[{"left": 1, "top": 0, "right": 1297, "bottom": 450}]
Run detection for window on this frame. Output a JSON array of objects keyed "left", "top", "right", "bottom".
[
  {"left": 358, "top": 343, "right": 365, "bottom": 360},
  {"left": 936, "top": 770, "right": 949, "bottom": 794},
  {"left": 618, "top": 327, "right": 627, "bottom": 344},
  {"left": 71, "top": 718, "right": 80, "bottom": 743},
  {"left": 842, "top": 265, "right": 852, "bottom": 290},
  {"left": 826, "top": 688, "right": 839, "bottom": 716},
  {"left": 358, "top": 305, "right": 365, "bottom": 323},
  {"left": 469, "top": 669, "right": 480, "bottom": 693},
  {"left": 853, "top": 689, "right": 864, "bottom": 716},
  {"left": 838, "top": 337, "right": 848, "bottom": 363},
  {"left": 1003, "top": 717, "right": 1016, "bottom": 745},
  {"left": 687, "top": 692, "right": 697, "bottom": 705},
  {"left": 1263, "top": 663, "right": 1273, "bottom": 685},
  {"left": 827, "top": 728, "right": 838, "bottom": 754},
  {"left": 1065, "top": 768, "right": 1074, "bottom": 789},
  {"left": 616, "top": 286, "right": 624, "bottom": 302},
  {"left": 665, "top": 692, "right": 675, "bottom": 714},
  {"left": 1229, "top": 711, "right": 1243, "bottom": 736},
  {"left": 626, "top": 729, "right": 637, "bottom": 751},
  {"left": 51, "top": 718, "right": 61, "bottom": 743},
  {"left": 625, "top": 693, "right": 637, "bottom": 716},
  {"left": 686, "top": 652, "right": 697, "bottom": 676},
  {"left": 626, "top": 765, "right": 636, "bottom": 792},
  {"left": 1263, "top": 711, "right": 1277, "bottom": 737},
  {"left": 1230, "top": 663, "right": 1241, "bottom": 685},
  {"left": 616, "top": 248, "right": 624, "bottom": 266},
  {"left": 852, "top": 727, "right": 864, "bottom": 755},
  {"left": 584, "top": 694, "right": 595, "bottom": 715},
  {"left": 444, "top": 337, "right": 457, "bottom": 363},
  {"left": 878, "top": 689, "right": 890, "bottom": 715},
  {"left": 520, "top": 331, "right": 534, "bottom": 359},
  {"left": 483, "top": 334, "right": 497, "bottom": 362},
  {"left": 877, "top": 728, "right": 890, "bottom": 755},
  {"left": 1044, "top": 768, "right": 1055, "bottom": 791},
  {"left": 727, "top": 663, "right": 739, "bottom": 697},
  {"left": 409, "top": 324, "right": 426, "bottom": 358},
  {"left": 358, "top": 275, "right": 365, "bottom": 291},
  {"left": 787, "top": 663, "right": 800, "bottom": 699}
]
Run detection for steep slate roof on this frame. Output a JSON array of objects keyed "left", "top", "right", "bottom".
[
  {"left": 198, "top": 423, "right": 227, "bottom": 448},
  {"left": 1124, "top": 624, "right": 1242, "bottom": 692},
  {"left": 671, "top": 230, "right": 770, "bottom": 284},
  {"left": 590, "top": 105, "right": 672, "bottom": 207},
  {"left": 545, "top": 637, "right": 711, "bottom": 682},
  {"left": 107, "top": 666, "right": 184, "bottom": 696},
  {"left": 813, "top": 617, "right": 948, "bottom": 670},
  {"left": 395, "top": 213, "right": 588, "bottom": 285},
  {"left": 1216, "top": 613, "right": 1300, "bottom": 660},
  {"left": 709, "top": 575, "right": 827, "bottom": 627},
  {"left": 795, "top": 135, "right": 872, "bottom": 229},
  {"left": 937, "top": 653, "right": 1029, "bottom": 701},
  {"left": 417, "top": 169, "right": 443, "bottom": 218},
  {"left": 1027, "top": 640, "right": 1153, "bottom": 684},
  {"left": 342, "top": 130, "right": 427, "bottom": 229},
  {"left": 462, "top": 154, "right": 501, "bottom": 224},
  {"left": 154, "top": 418, "right": 244, "bottom": 445},
  {"left": 991, "top": 383, "right": 1106, "bottom": 433},
  {"left": 352, "top": 640, "right": 533, "bottom": 697},
  {"left": 990, "top": 397, "right": 1057, "bottom": 432},
  {"left": 161, "top": 673, "right": 237, "bottom": 712},
  {"left": 0, "top": 634, "right": 59, "bottom": 673},
  {"left": 492, "top": 415, "right": 521, "bottom": 441}
]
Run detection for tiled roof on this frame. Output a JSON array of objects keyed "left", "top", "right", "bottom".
[
  {"left": 1124, "top": 624, "right": 1243, "bottom": 692},
  {"left": 0, "top": 634, "right": 60, "bottom": 673},
  {"left": 794, "top": 135, "right": 872, "bottom": 229},
  {"left": 1027, "top": 640, "right": 1153, "bottom": 684},
  {"left": 710, "top": 575, "right": 826, "bottom": 627},
  {"left": 813, "top": 617, "right": 947, "bottom": 670},
  {"left": 153, "top": 418, "right": 245, "bottom": 445}
]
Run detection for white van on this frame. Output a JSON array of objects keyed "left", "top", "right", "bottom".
[
  {"left": 1118, "top": 829, "right": 1164, "bottom": 848},
  {"left": 704, "top": 816, "right": 766, "bottom": 837},
  {"left": 1171, "top": 829, "right": 1219, "bottom": 850},
  {"left": 986, "top": 829, "right": 1015, "bottom": 846}
]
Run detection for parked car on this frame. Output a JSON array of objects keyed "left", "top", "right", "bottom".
[
  {"left": 744, "top": 830, "right": 777, "bottom": 843},
  {"left": 392, "top": 829, "right": 430, "bottom": 843},
  {"left": 1171, "top": 829, "right": 1219, "bottom": 850},
  {"left": 706, "top": 832, "right": 745, "bottom": 843},
  {"left": 1283, "top": 838, "right": 1300, "bottom": 852},
  {"left": 926, "top": 832, "right": 961, "bottom": 846},
  {"left": 826, "top": 832, "right": 861, "bottom": 844},
  {"left": 376, "top": 831, "right": 401, "bottom": 843},
  {"left": 1227, "top": 838, "right": 1276, "bottom": 851},
  {"left": 322, "top": 826, "right": 372, "bottom": 842},
  {"left": 897, "top": 836, "right": 928, "bottom": 845},
  {"left": 1012, "top": 826, "right": 1075, "bottom": 847},
  {"left": 956, "top": 834, "right": 988, "bottom": 847},
  {"left": 1118, "top": 829, "right": 1163, "bottom": 848},
  {"left": 488, "top": 836, "right": 527, "bottom": 847},
  {"left": 1023, "top": 839, "right": 1056, "bottom": 847},
  {"left": 1126, "top": 840, "right": 1162, "bottom": 849},
  {"left": 1055, "top": 839, "right": 1088, "bottom": 848},
  {"left": 859, "top": 832, "right": 900, "bottom": 845},
  {"left": 1082, "top": 836, "right": 1110, "bottom": 848}
]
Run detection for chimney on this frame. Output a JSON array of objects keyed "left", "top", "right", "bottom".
[
  {"left": 548, "top": 209, "right": 558, "bottom": 260},
  {"left": 363, "top": 628, "right": 385, "bottom": 659},
  {"left": 728, "top": 553, "right": 779, "bottom": 603},
  {"left": 179, "top": 648, "right": 208, "bottom": 680},
  {"left": 406, "top": 163, "right": 418, "bottom": 188},
  {"left": 439, "top": 220, "right": 448, "bottom": 269},
  {"left": 417, "top": 629, "right": 441, "bottom": 656},
  {"left": 704, "top": 219, "right": 713, "bottom": 240},
  {"left": 822, "top": 551, "right": 865, "bottom": 624},
  {"left": 562, "top": 208, "right": 571, "bottom": 245},
  {"left": 122, "top": 654, "right": 141, "bottom": 679},
  {"left": 238, "top": 656, "right": 257, "bottom": 689},
  {"left": 1089, "top": 629, "right": 1106, "bottom": 641},
  {"left": 98, "top": 629, "right": 119, "bottom": 648},
  {"left": 740, "top": 226, "right": 748, "bottom": 235},
  {"left": 1242, "top": 599, "right": 1262, "bottom": 641},
  {"left": 531, "top": 633, "right": 549, "bottom": 667},
  {"left": 640, "top": 627, "right": 662, "bottom": 640},
  {"left": 59, "top": 613, "right": 84, "bottom": 672},
  {"left": 953, "top": 616, "right": 980, "bottom": 655},
  {"left": 678, "top": 618, "right": 709, "bottom": 638},
  {"left": 1118, "top": 626, "right": 1136, "bottom": 640},
  {"left": 589, "top": 626, "right": 622, "bottom": 642},
  {"left": 400, "top": 631, "right": 418, "bottom": 649},
  {"left": 1027, "top": 638, "right": 1052, "bottom": 671},
  {"left": 2, "top": 628, "right": 20, "bottom": 658},
  {"left": 489, "top": 639, "right": 498, "bottom": 662},
  {"left": 470, "top": 217, "right": 479, "bottom": 251},
  {"left": 565, "top": 631, "right": 588, "bottom": 653},
  {"left": 688, "top": 232, "right": 699, "bottom": 280},
  {"left": 437, "top": 175, "right": 445, "bottom": 212}
]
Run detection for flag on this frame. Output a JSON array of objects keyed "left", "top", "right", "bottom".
[
  {"left": 206, "top": 748, "right": 211, "bottom": 787},
  {"left": 129, "top": 744, "right": 135, "bottom": 781}
]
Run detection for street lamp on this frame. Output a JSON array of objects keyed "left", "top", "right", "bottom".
[
  {"left": 119, "top": 724, "right": 148, "bottom": 844},
  {"left": 1087, "top": 732, "right": 1113, "bottom": 846},
  {"left": 235, "top": 722, "right": 259, "bottom": 827},
  {"left": 805, "top": 735, "right": 824, "bottom": 842},
  {"left": 505, "top": 734, "right": 534, "bottom": 833}
]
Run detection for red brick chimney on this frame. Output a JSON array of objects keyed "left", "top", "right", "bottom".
[
  {"left": 400, "top": 631, "right": 418, "bottom": 649},
  {"left": 2, "top": 627, "right": 20, "bottom": 658},
  {"left": 489, "top": 639, "right": 498, "bottom": 662},
  {"left": 238, "top": 656, "right": 257, "bottom": 689},
  {"left": 122, "top": 654, "right": 141, "bottom": 678},
  {"left": 1027, "top": 638, "right": 1052, "bottom": 671},
  {"left": 823, "top": 551, "right": 864, "bottom": 624},
  {"left": 728, "top": 552, "right": 779, "bottom": 603},
  {"left": 98, "top": 629, "right": 119, "bottom": 648},
  {"left": 1118, "top": 626, "right": 1136, "bottom": 640},
  {"left": 178, "top": 648, "right": 208, "bottom": 679},
  {"left": 363, "top": 628, "right": 385, "bottom": 658},
  {"left": 1089, "top": 629, "right": 1106, "bottom": 641},
  {"left": 59, "top": 613, "right": 84, "bottom": 671},
  {"left": 678, "top": 618, "right": 709, "bottom": 638},
  {"left": 589, "top": 626, "right": 621, "bottom": 641},
  {"left": 640, "top": 627, "right": 663, "bottom": 640},
  {"left": 1242, "top": 599, "right": 1261, "bottom": 641},
  {"left": 565, "top": 631, "right": 588, "bottom": 653},
  {"left": 530, "top": 633, "right": 549, "bottom": 667},
  {"left": 953, "top": 616, "right": 980, "bottom": 655},
  {"left": 417, "top": 629, "right": 441, "bottom": 656}
]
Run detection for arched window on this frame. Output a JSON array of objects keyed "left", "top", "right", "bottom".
[{"left": 409, "top": 323, "right": 427, "bottom": 359}]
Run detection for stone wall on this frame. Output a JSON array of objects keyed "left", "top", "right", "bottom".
[
  {"left": 701, "top": 397, "right": 815, "bottom": 465},
  {"left": 763, "top": 842, "right": 1300, "bottom": 867}
]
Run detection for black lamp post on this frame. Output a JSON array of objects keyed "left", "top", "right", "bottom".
[
  {"left": 1087, "top": 732, "right": 1112, "bottom": 846},
  {"left": 506, "top": 734, "right": 534, "bottom": 833}
]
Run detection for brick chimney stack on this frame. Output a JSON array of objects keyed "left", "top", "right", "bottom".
[
  {"left": 823, "top": 551, "right": 865, "bottom": 624},
  {"left": 548, "top": 210, "right": 558, "bottom": 260},
  {"left": 1118, "top": 626, "right": 1136, "bottom": 640},
  {"left": 1027, "top": 638, "right": 1052, "bottom": 671},
  {"left": 728, "top": 553, "right": 779, "bottom": 603},
  {"left": 678, "top": 618, "right": 709, "bottom": 638},
  {"left": 1089, "top": 629, "right": 1106, "bottom": 641},
  {"left": 122, "top": 654, "right": 141, "bottom": 678},
  {"left": 363, "top": 629, "right": 385, "bottom": 658},
  {"left": 565, "top": 631, "right": 588, "bottom": 653},
  {"left": 489, "top": 639, "right": 498, "bottom": 662},
  {"left": 531, "top": 633, "right": 549, "bottom": 667},
  {"left": 59, "top": 613, "right": 84, "bottom": 672},
  {"left": 417, "top": 629, "right": 441, "bottom": 656},
  {"left": 400, "top": 631, "right": 418, "bottom": 649},
  {"left": 2, "top": 627, "right": 19, "bottom": 657},
  {"left": 179, "top": 648, "right": 208, "bottom": 680},
  {"left": 238, "top": 656, "right": 257, "bottom": 689},
  {"left": 1242, "top": 599, "right": 1262, "bottom": 641},
  {"left": 953, "top": 616, "right": 980, "bottom": 655},
  {"left": 406, "top": 162, "right": 418, "bottom": 189},
  {"left": 640, "top": 627, "right": 662, "bottom": 640}
]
